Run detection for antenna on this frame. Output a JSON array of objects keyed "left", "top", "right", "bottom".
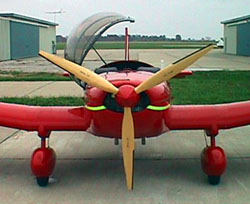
[
  {"left": 45, "top": 9, "right": 66, "bottom": 23},
  {"left": 125, "top": 27, "right": 130, "bottom": 61}
]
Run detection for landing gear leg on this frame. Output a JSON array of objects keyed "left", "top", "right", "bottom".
[
  {"left": 201, "top": 135, "right": 227, "bottom": 185},
  {"left": 31, "top": 137, "right": 56, "bottom": 187}
]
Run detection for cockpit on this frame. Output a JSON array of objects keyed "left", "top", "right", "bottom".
[{"left": 64, "top": 12, "right": 160, "bottom": 88}]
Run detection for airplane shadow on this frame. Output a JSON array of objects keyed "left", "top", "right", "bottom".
[
  {"left": 1, "top": 157, "right": 250, "bottom": 190},
  {"left": 51, "top": 157, "right": 250, "bottom": 188}
]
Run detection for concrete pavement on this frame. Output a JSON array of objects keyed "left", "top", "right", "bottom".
[
  {"left": 82, "top": 49, "right": 250, "bottom": 70},
  {"left": 0, "top": 81, "right": 83, "bottom": 97},
  {"left": 0, "top": 49, "right": 250, "bottom": 73},
  {"left": 1, "top": 126, "right": 250, "bottom": 203}
]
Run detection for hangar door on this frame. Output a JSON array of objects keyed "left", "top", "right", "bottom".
[
  {"left": 237, "top": 23, "right": 250, "bottom": 56},
  {"left": 10, "top": 22, "right": 39, "bottom": 59}
]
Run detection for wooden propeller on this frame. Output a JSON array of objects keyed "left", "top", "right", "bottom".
[
  {"left": 122, "top": 107, "right": 135, "bottom": 190},
  {"left": 40, "top": 44, "right": 213, "bottom": 190},
  {"left": 39, "top": 51, "right": 119, "bottom": 94}
]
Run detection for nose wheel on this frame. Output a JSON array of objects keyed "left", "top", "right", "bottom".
[
  {"left": 31, "top": 137, "right": 56, "bottom": 187},
  {"left": 201, "top": 136, "right": 227, "bottom": 185}
]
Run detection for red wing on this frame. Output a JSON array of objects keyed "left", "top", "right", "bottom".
[
  {"left": 0, "top": 103, "right": 92, "bottom": 137},
  {"left": 164, "top": 101, "right": 250, "bottom": 136}
]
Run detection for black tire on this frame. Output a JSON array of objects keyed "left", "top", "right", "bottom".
[
  {"left": 36, "top": 177, "right": 49, "bottom": 187},
  {"left": 208, "top": 175, "right": 221, "bottom": 185}
]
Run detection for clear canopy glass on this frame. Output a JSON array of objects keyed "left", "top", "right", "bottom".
[{"left": 64, "top": 12, "right": 134, "bottom": 65}]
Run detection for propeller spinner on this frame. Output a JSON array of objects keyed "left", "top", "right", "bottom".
[{"left": 39, "top": 44, "right": 213, "bottom": 190}]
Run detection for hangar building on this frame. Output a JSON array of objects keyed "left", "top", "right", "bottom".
[
  {"left": 221, "top": 15, "right": 250, "bottom": 56},
  {"left": 0, "top": 13, "right": 57, "bottom": 61}
]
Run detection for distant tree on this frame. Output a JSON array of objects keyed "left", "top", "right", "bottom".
[
  {"left": 175, "top": 34, "right": 182, "bottom": 41},
  {"left": 205, "top": 36, "right": 212, "bottom": 41}
]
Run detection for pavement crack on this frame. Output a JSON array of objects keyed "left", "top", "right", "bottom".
[
  {"left": 0, "top": 130, "right": 20, "bottom": 144},
  {"left": 24, "top": 81, "right": 55, "bottom": 97},
  {"left": 234, "top": 177, "right": 249, "bottom": 192}
]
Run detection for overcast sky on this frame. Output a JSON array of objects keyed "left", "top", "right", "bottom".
[{"left": 1, "top": 0, "right": 250, "bottom": 40}]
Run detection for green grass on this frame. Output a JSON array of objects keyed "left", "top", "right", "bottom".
[
  {"left": 171, "top": 71, "right": 250, "bottom": 104},
  {"left": 56, "top": 42, "right": 66, "bottom": 50},
  {"left": 56, "top": 41, "right": 216, "bottom": 50},
  {"left": 0, "top": 71, "right": 71, "bottom": 81},
  {"left": 0, "top": 71, "right": 249, "bottom": 105},
  {"left": 0, "top": 97, "right": 84, "bottom": 106}
]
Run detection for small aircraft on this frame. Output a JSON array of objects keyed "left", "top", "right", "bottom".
[{"left": 0, "top": 13, "right": 250, "bottom": 190}]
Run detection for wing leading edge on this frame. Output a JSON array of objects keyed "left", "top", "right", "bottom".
[
  {"left": 0, "top": 103, "right": 92, "bottom": 137},
  {"left": 164, "top": 101, "right": 250, "bottom": 136}
]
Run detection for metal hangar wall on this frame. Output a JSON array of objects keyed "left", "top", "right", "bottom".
[
  {"left": 221, "top": 15, "right": 250, "bottom": 56},
  {"left": 0, "top": 13, "right": 57, "bottom": 61}
]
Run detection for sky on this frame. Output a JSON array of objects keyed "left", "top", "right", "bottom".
[{"left": 1, "top": 0, "right": 250, "bottom": 40}]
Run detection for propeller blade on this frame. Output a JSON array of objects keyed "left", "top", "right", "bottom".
[
  {"left": 39, "top": 51, "right": 119, "bottom": 94},
  {"left": 135, "top": 44, "right": 214, "bottom": 94},
  {"left": 122, "top": 107, "right": 135, "bottom": 190}
]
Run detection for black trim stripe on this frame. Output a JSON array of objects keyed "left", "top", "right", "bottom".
[{"left": 173, "top": 44, "right": 214, "bottom": 65}]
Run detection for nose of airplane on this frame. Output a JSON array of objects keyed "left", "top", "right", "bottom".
[{"left": 116, "top": 85, "right": 140, "bottom": 107}]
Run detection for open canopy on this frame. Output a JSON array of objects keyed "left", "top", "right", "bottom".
[{"left": 64, "top": 12, "right": 135, "bottom": 65}]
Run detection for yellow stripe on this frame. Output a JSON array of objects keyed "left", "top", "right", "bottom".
[
  {"left": 147, "top": 104, "right": 171, "bottom": 111},
  {"left": 85, "top": 105, "right": 106, "bottom": 111},
  {"left": 86, "top": 104, "right": 171, "bottom": 111}
]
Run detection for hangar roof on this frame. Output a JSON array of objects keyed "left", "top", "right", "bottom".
[
  {"left": 0, "top": 13, "right": 58, "bottom": 26},
  {"left": 221, "top": 14, "right": 250, "bottom": 25}
]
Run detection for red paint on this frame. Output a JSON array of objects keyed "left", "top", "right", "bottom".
[
  {"left": 174, "top": 70, "right": 193, "bottom": 78},
  {"left": 201, "top": 146, "right": 227, "bottom": 176},
  {"left": 210, "top": 136, "right": 216, "bottom": 147},
  {"left": 125, "top": 27, "right": 130, "bottom": 61},
  {"left": 41, "top": 138, "right": 46, "bottom": 148},
  {"left": 0, "top": 103, "right": 92, "bottom": 138},
  {"left": 62, "top": 72, "right": 70, "bottom": 77},
  {"left": 147, "top": 83, "right": 171, "bottom": 106},
  {"left": 164, "top": 101, "right": 250, "bottom": 135},
  {"left": 31, "top": 147, "right": 56, "bottom": 177},
  {"left": 85, "top": 87, "right": 107, "bottom": 106},
  {"left": 116, "top": 85, "right": 140, "bottom": 107},
  {"left": 88, "top": 109, "right": 167, "bottom": 138}
]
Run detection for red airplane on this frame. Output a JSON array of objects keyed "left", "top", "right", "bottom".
[{"left": 0, "top": 13, "right": 250, "bottom": 190}]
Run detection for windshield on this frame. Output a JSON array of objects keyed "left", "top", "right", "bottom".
[{"left": 64, "top": 12, "right": 134, "bottom": 65}]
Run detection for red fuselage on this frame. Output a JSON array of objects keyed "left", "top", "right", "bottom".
[{"left": 85, "top": 70, "right": 171, "bottom": 138}]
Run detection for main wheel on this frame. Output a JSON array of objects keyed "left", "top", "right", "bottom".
[
  {"left": 31, "top": 147, "right": 56, "bottom": 181},
  {"left": 201, "top": 146, "right": 227, "bottom": 184},
  {"left": 208, "top": 175, "right": 220, "bottom": 185},
  {"left": 36, "top": 177, "right": 49, "bottom": 187}
]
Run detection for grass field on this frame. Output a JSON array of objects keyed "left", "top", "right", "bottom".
[
  {"left": 0, "top": 71, "right": 249, "bottom": 105},
  {"left": 0, "top": 71, "right": 70, "bottom": 81},
  {"left": 56, "top": 41, "right": 216, "bottom": 50},
  {"left": 0, "top": 97, "right": 84, "bottom": 106},
  {"left": 171, "top": 71, "right": 250, "bottom": 104}
]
